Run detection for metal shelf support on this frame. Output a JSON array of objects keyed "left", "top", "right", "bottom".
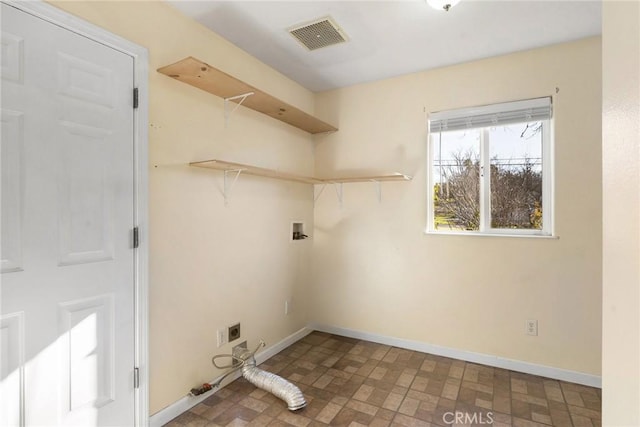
[
  {"left": 371, "top": 180, "right": 382, "bottom": 203},
  {"left": 334, "top": 183, "right": 344, "bottom": 209},
  {"left": 224, "top": 92, "right": 254, "bottom": 128},
  {"left": 314, "top": 184, "right": 327, "bottom": 205},
  {"left": 224, "top": 169, "right": 243, "bottom": 206},
  {"left": 314, "top": 180, "right": 383, "bottom": 205}
]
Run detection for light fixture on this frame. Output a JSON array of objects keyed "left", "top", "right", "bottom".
[{"left": 426, "top": 0, "right": 461, "bottom": 12}]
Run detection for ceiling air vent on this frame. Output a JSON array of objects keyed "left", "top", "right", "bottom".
[{"left": 288, "top": 16, "right": 349, "bottom": 51}]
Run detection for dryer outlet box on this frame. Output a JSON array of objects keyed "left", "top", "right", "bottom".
[{"left": 228, "top": 323, "right": 241, "bottom": 342}]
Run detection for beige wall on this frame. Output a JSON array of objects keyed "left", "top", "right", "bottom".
[
  {"left": 602, "top": 1, "right": 640, "bottom": 425},
  {"left": 48, "top": 0, "right": 608, "bottom": 416},
  {"left": 312, "top": 38, "right": 603, "bottom": 377},
  {"left": 50, "top": 1, "right": 317, "bottom": 414}
]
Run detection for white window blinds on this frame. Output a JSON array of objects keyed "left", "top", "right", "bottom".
[{"left": 429, "top": 97, "right": 552, "bottom": 133}]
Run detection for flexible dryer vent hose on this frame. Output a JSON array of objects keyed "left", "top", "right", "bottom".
[
  {"left": 242, "top": 354, "right": 307, "bottom": 411},
  {"left": 210, "top": 341, "right": 307, "bottom": 411}
]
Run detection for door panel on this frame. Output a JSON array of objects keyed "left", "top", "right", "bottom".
[
  {"left": 0, "top": 313, "right": 24, "bottom": 427},
  {"left": 57, "top": 121, "right": 115, "bottom": 266},
  {"left": 58, "top": 295, "right": 115, "bottom": 412},
  {"left": 57, "top": 52, "right": 116, "bottom": 108},
  {"left": 1, "top": 110, "right": 24, "bottom": 273},
  {"left": 0, "top": 32, "right": 24, "bottom": 84},
  {"left": 1, "top": 4, "right": 136, "bottom": 426}
]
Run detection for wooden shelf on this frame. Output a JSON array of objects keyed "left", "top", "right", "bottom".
[
  {"left": 189, "top": 159, "right": 411, "bottom": 184},
  {"left": 158, "top": 57, "right": 337, "bottom": 134},
  {"left": 323, "top": 174, "right": 411, "bottom": 183},
  {"left": 190, "top": 159, "right": 324, "bottom": 185}
]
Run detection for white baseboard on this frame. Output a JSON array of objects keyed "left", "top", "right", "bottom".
[
  {"left": 149, "top": 327, "right": 313, "bottom": 427},
  {"left": 310, "top": 323, "right": 601, "bottom": 389}
]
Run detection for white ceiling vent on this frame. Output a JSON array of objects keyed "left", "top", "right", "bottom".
[{"left": 288, "top": 16, "right": 349, "bottom": 51}]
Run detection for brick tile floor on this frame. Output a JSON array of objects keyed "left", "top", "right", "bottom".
[{"left": 164, "top": 332, "right": 601, "bottom": 427}]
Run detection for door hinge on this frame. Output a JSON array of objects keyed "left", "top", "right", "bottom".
[
  {"left": 134, "top": 367, "right": 140, "bottom": 389},
  {"left": 133, "top": 88, "right": 139, "bottom": 109},
  {"left": 133, "top": 227, "right": 139, "bottom": 249}
]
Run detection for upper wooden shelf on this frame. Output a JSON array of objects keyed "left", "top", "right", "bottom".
[
  {"left": 189, "top": 159, "right": 411, "bottom": 184},
  {"left": 157, "top": 57, "right": 338, "bottom": 134}
]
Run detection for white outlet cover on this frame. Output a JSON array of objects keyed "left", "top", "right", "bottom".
[{"left": 217, "top": 328, "right": 227, "bottom": 347}]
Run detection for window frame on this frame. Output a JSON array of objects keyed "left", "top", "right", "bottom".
[{"left": 426, "top": 98, "right": 554, "bottom": 237}]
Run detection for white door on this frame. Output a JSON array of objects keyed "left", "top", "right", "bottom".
[{"left": 1, "top": 3, "right": 136, "bottom": 426}]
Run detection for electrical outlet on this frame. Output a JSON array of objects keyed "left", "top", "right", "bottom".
[
  {"left": 216, "top": 328, "right": 227, "bottom": 348},
  {"left": 526, "top": 319, "right": 538, "bottom": 336},
  {"left": 228, "top": 323, "right": 241, "bottom": 342},
  {"left": 285, "top": 299, "right": 292, "bottom": 315}
]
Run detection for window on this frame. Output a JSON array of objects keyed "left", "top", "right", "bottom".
[{"left": 427, "top": 97, "right": 553, "bottom": 236}]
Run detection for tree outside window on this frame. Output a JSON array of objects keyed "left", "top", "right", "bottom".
[{"left": 428, "top": 98, "right": 552, "bottom": 236}]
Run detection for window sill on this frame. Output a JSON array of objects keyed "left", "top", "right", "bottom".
[{"left": 424, "top": 230, "right": 558, "bottom": 239}]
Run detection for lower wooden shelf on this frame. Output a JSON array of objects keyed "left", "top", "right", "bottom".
[{"left": 189, "top": 159, "right": 412, "bottom": 184}]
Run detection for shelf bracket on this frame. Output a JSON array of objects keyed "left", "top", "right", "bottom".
[
  {"left": 223, "top": 169, "right": 243, "bottom": 205},
  {"left": 334, "top": 183, "right": 344, "bottom": 209},
  {"left": 371, "top": 180, "right": 382, "bottom": 203},
  {"left": 313, "top": 184, "right": 327, "bottom": 204},
  {"left": 224, "top": 92, "right": 255, "bottom": 128}
]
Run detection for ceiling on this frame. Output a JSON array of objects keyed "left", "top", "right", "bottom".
[{"left": 168, "top": 0, "right": 602, "bottom": 92}]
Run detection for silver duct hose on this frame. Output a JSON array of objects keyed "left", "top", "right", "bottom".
[
  {"left": 241, "top": 352, "right": 307, "bottom": 411},
  {"left": 210, "top": 341, "right": 307, "bottom": 411}
]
